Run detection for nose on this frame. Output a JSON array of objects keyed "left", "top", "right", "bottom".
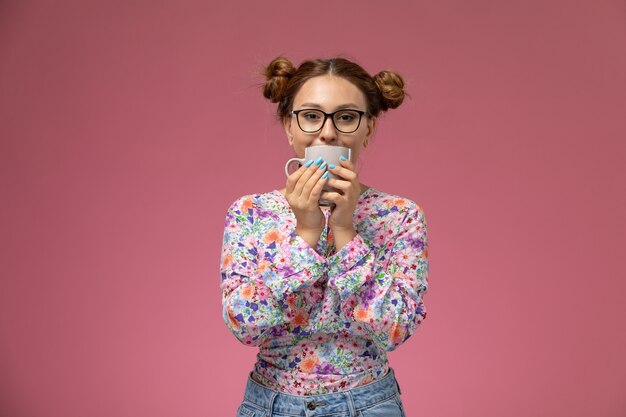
[{"left": 319, "top": 116, "right": 338, "bottom": 144}]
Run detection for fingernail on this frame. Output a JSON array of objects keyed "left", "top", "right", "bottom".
[
  {"left": 322, "top": 171, "right": 329, "bottom": 180},
  {"left": 305, "top": 159, "right": 314, "bottom": 167},
  {"left": 340, "top": 155, "right": 347, "bottom": 161},
  {"left": 319, "top": 161, "right": 327, "bottom": 170},
  {"left": 329, "top": 164, "right": 335, "bottom": 169},
  {"left": 314, "top": 156, "right": 323, "bottom": 165}
]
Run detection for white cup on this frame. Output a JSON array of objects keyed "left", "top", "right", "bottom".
[{"left": 284, "top": 145, "right": 352, "bottom": 206}]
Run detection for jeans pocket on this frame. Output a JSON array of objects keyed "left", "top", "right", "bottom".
[
  {"left": 236, "top": 400, "right": 266, "bottom": 417},
  {"left": 359, "top": 395, "right": 404, "bottom": 417}
]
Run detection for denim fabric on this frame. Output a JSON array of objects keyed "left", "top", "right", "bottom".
[{"left": 235, "top": 368, "right": 406, "bottom": 417}]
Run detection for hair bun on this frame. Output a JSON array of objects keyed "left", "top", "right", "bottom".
[
  {"left": 263, "top": 57, "right": 297, "bottom": 103},
  {"left": 373, "top": 70, "right": 405, "bottom": 110}
]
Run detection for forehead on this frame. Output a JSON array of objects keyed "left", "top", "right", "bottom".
[{"left": 293, "top": 75, "right": 367, "bottom": 109}]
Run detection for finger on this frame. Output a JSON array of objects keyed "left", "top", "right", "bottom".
[
  {"left": 294, "top": 161, "right": 326, "bottom": 205},
  {"left": 320, "top": 190, "right": 341, "bottom": 203},
  {"left": 325, "top": 178, "right": 351, "bottom": 193},
  {"left": 338, "top": 157, "right": 355, "bottom": 170},
  {"left": 293, "top": 158, "right": 324, "bottom": 197},
  {"left": 328, "top": 163, "right": 357, "bottom": 182},
  {"left": 286, "top": 164, "right": 307, "bottom": 194},
  {"left": 309, "top": 172, "right": 329, "bottom": 204},
  {"left": 302, "top": 161, "right": 328, "bottom": 201}
]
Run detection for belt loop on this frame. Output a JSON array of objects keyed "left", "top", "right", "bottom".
[
  {"left": 267, "top": 391, "right": 278, "bottom": 416},
  {"left": 343, "top": 390, "right": 358, "bottom": 417}
]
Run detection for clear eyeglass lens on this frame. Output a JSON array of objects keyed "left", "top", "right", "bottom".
[{"left": 297, "top": 110, "right": 361, "bottom": 133}]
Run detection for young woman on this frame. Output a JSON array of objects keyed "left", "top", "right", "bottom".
[{"left": 220, "top": 56, "right": 429, "bottom": 417}]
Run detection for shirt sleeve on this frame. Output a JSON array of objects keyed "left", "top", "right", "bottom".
[
  {"left": 219, "top": 196, "right": 328, "bottom": 347},
  {"left": 326, "top": 203, "right": 429, "bottom": 351}
]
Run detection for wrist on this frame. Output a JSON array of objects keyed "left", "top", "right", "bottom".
[
  {"left": 330, "top": 225, "right": 356, "bottom": 235},
  {"left": 295, "top": 225, "right": 324, "bottom": 236},
  {"left": 295, "top": 226, "right": 323, "bottom": 249},
  {"left": 331, "top": 226, "right": 357, "bottom": 251}
]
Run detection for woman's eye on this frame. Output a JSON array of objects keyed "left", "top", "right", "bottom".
[
  {"left": 337, "top": 113, "right": 356, "bottom": 122},
  {"left": 303, "top": 112, "right": 322, "bottom": 120}
]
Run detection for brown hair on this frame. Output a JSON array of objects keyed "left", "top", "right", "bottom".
[{"left": 262, "top": 56, "right": 406, "bottom": 120}]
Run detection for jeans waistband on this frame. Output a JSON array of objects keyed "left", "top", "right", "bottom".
[{"left": 243, "top": 368, "right": 402, "bottom": 416}]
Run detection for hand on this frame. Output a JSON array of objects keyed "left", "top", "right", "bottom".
[
  {"left": 321, "top": 157, "right": 360, "bottom": 246},
  {"left": 285, "top": 157, "right": 329, "bottom": 247}
]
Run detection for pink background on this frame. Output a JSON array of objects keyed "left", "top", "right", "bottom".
[{"left": 1, "top": 1, "right": 625, "bottom": 416}]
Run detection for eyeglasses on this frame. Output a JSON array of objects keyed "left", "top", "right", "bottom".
[{"left": 290, "top": 109, "right": 367, "bottom": 134}]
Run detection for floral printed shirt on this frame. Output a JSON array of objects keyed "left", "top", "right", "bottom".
[{"left": 219, "top": 187, "right": 429, "bottom": 395}]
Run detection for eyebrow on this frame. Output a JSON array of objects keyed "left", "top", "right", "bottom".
[{"left": 298, "top": 102, "right": 362, "bottom": 110}]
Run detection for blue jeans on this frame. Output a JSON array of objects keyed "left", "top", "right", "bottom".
[{"left": 236, "top": 368, "right": 407, "bottom": 417}]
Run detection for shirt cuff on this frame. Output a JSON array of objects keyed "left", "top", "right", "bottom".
[
  {"left": 327, "top": 233, "right": 373, "bottom": 298},
  {"left": 263, "top": 230, "right": 328, "bottom": 297}
]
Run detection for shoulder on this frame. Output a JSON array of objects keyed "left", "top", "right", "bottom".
[
  {"left": 364, "top": 187, "right": 426, "bottom": 220},
  {"left": 225, "top": 190, "right": 284, "bottom": 217}
]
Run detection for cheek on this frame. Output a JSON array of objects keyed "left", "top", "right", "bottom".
[
  {"left": 293, "top": 132, "right": 315, "bottom": 146},
  {"left": 291, "top": 137, "right": 308, "bottom": 156},
  {"left": 345, "top": 135, "right": 366, "bottom": 150}
]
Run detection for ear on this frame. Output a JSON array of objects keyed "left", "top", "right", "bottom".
[
  {"left": 365, "top": 116, "right": 376, "bottom": 142},
  {"left": 282, "top": 116, "right": 293, "bottom": 146}
]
